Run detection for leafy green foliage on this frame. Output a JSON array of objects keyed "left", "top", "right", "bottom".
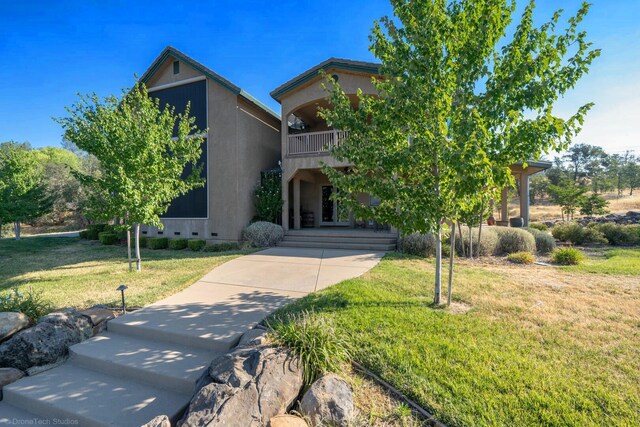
[
  {"left": 528, "top": 223, "right": 548, "bottom": 232},
  {"left": 552, "top": 222, "right": 607, "bottom": 245},
  {"left": 593, "top": 223, "right": 640, "bottom": 246},
  {"left": 187, "top": 239, "right": 206, "bottom": 251},
  {"left": 254, "top": 170, "right": 283, "bottom": 223},
  {"left": 55, "top": 82, "right": 205, "bottom": 270},
  {"left": 0, "top": 142, "right": 54, "bottom": 238},
  {"left": 147, "top": 237, "right": 169, "bottom": 250},
  {"left": 268, "top": 311, "right": 351, "bottom": 386},
  {"left": 547, "top": 183, "right": 587, "bottom": 221},
  {"left": 168, "top": 238, "right": 188, "bottom": 250},
  {"left": 506, "top": 251, "right": 535, "bottom": 265},
  {"left": 579, "top": 193, "right": 609, "bottom": 216},
  {"left": 552, "top": 247, "right": 585, "bottom": 265},
  {"left": 0, "top": 287, "right": 53, "bottom": 322},
  {"left": 98, "top": 232, "right": 118, "bottom": 245},
  {"left": 494, "top": 228, "right": 536, "bottom": 254},
  {"left": 203, "top": 242, "right": 242, "bottom": 252}
]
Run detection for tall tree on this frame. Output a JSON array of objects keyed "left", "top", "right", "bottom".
[
  {"left": 55, "top": 83, "right": 205, "bottom": 271},
  {"left": 0, "top": 142, "right": 54, "bottom": 239},
  {"left": 563, "top": 143, "right": 607, "bottom": 183},
  {"left": 320, "top": 0, "right": 598, "bottom": 304}
]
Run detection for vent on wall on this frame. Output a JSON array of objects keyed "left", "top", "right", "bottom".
[
  {"left": 158, "top": 231, "right": 164, "bottom": 235},
  {"left": 192, "top": 232, "right": 198, "bottom": 236},
  {"left": 173, "top": 61, "right": 180, "bottom": 74},
  {"left": 211, "top": 232, "right": 218, "bottom": 237},
  {"left": 174, "top": 232, "right": 181, "bottom": 236},
  {"left": 142, "top": 231, "right": 148, "bottom": 235}
]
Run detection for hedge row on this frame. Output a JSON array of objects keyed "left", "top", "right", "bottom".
[{"left": 552, "top": 222, "right": 640, "bottom": 246}]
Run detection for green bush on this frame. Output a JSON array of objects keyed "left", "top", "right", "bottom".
[
  {"left": 455, "top": 227, "right": 499, "bottom": 256},
  {"left": 267, "top": 311, "right": 350, "bottom": 386},
  {"left": 79, "top": 230, "right": 89, "bottom": 239},
  {"left": 243, "top": 221, "right": 284, "bottom": 247},
  {"left": 188, "top": 239, "right": 207, "bottom": 251},
  {"left": 551, "top": 222, "right": 607, "bottom": 245},
  {"left": 85, "top": 228, "right": 100, "bottom": 240},
  {"left": 552, "top": 247, "right": 585, "bottom": 265},
  {"left": 98, "top": 232, "right": 118, "bottom": 245},
  {"left": 528, "top": 223, "right": 548, "bottom": 231},
  {"left": 506, "top": 251, "right": 535, "bottom": 264},
  {"left": 524, "top": 227, "right": 557, "bottom": 254},
  {"left": 0, "top": 287, "right": 53, "bottom": 323},
  {"left": 399, "top": 233, "right": 437, "bottom": 257},
  {"left": 593, "top": 223, "right": 640, "bottom": 246},
  {"left": 494, "top": 227, "right": 536, "bottom": 254},
  {"left": 579, "top": 193, "right": 609, "bottom": 216},
  {"left": 88, "top": 223, "right": 109, "bottom": 234},
  {"left": 203, "top": 242, "right": 241, "bottom": 252},
  {"left": 168, "top": 238, "right": 188, "bottom": 250},
  {"left": 147, "top": 237, "right": 169, "bottom": 249}
]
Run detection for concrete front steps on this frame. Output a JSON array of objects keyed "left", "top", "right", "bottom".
[{"left": 279, "top": 228, "right": 397, "bottom": 251}]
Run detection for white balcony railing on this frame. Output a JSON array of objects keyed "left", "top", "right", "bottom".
[{"left": 287, "top": 130, "right": 349, "bottom": 155}]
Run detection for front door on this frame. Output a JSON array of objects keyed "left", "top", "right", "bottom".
[{"left": 320, "top": 186, "right": 350, "bottom": 226}]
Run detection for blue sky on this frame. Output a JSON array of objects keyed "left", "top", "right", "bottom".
[{"left": 0, "top": 0, "right": 638, "bottom": 156}]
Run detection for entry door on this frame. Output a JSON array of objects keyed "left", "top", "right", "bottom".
[{"left": 320, "top": 186, "right": 350, "bottom": 226}]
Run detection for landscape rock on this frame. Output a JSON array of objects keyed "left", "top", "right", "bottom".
[
  {"left": 179, "top": 345, "right": 303, "bottom": 426},
  {"left": 39, "top": 309, "right": 93, "bottom": 341},
  {"left": 0, "top": 367, "right": 24, "bottom": 400},
  {"left": 237, "top": 328, "right": 268, "bottom": 347},
  {"left": 0, "top": 320, "right": 85, "bottom": 370},
  {"left": 141, "top": 415, "right": 171, "bottom": 427},
  {"left": 300, "top": 373, "right": 354, "bottom": 427},
  {"left": 0, "top": 312, "right": 30, "bottom": 342},
  {"left": 78, "top": 308, "right": 115, "bottom": 326},
  {"left": 269, "top": 414, "right": 308, "bottom": 427}
]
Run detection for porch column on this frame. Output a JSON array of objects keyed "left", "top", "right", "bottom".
[
  {"left": 500, "top": 187, "right": 509, "bottom": 222},
  {"left": 282, "top": 178, "right": 289, "bottom": 231},
  {"left": 293, "top": 177, "right": 301, "bottom": 230},
  {"left": 519, "top": 173, "right": 530, "bottom": 227}
]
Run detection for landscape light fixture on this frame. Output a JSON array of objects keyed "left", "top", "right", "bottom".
[{"left": 116, "top": 284, "right": 128, "bottom": 313}]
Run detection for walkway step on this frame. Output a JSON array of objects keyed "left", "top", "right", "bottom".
[
  {"left": 282, "top": 235, "right": 396, "bottom": 244},
  {"left": 0, "top": 404, "right": 50, "bottom": 425},
  {"left": 70, "top": 332, "right": 219, "bottom": 395},
  {"left": 286, "top": 229, "right": 397, "bottom": 238},
  {"left": 279, "top": 241, "right": 396, "bottom": 250},
  {"left": 2, "top": 362, "right": 189, "bottom": 427}
]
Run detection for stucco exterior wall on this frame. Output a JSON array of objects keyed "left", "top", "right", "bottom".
[{"left": 146, "top": 55, "right": 203, "bottom": 87}]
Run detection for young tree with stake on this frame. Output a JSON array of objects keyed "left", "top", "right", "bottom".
[
  {"left": 56, "top": 83, "right": 205, "bottom": 271},
  {"left": 320, "top": 0, "right": 599, "bottom": 304}
]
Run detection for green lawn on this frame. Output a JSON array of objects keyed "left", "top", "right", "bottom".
[
  {"left": 273, "top": 250, "right": 640, "bottom": 427},
  {"left": 0, "top": 237, "right": 250, "bottom": 309},
  {"left": 561, "top": 247, "right": 640, "bottom": 275}
]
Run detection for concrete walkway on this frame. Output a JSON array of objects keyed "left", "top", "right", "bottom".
[{"left": 0, "top": 247, "right": 384, "bottom": 426}]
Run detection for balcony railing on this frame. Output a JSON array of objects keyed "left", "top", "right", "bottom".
[{"left": 287, "top": 130, "right": 349, "bottom": 155}]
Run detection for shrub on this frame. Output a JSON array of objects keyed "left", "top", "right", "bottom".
[
  {"left": 528, "top": 223, "right": 548, "bottom": 231},
  {"left": 494, "top": 227, "right": 536, "bottom": 254},
  {"left": 506, "top": 251, "right": 535, "bottom": 264},
  {"left": 243, "top": 221, "right": 284, "bottom": 247},
  {"left": 188, "top": 239, "right": 207, "bottom": 251},
  {"left": 399, "top": 233, "right": 437, "bottom": 257},
  {"left": 78, "top": 230, "right": 89, "bottom": 239},
  {"left": 267, "top": 311, "right": 350, "bottom": 386},
  {"left": 455, "top": 227, "right": 499, "bottom": 256},
  {"left": 203, "top": 242, "right": 242, "bottom": 252},
  {"left": 524, "top": 227, "right": 557, "bottom": 254},
  {"left": 552, "top": 247, "right": 585, "bottom": 265},
  {"left": 551, "top": 222, "right": 606, "bottom": 245},
  {"left": 254, "top": 170, "right": 283, "bottom": 223},
  {"left": 579, "top": 193, "right": 609, "bottom": 216},
  {"left": 138, "top": 236, "right": 147, "bottom": 248},
  {"left": 593, "top": 223, "right": 640, "bottom": 246},
  {"left": 168, "top": 238, "right": 189, "bottom": 250},
  {"left": 147, "top": 237, "right": 169, "bottom": 249},
  {"left": 98, "top": 232, "right": 118, "bottom": 245},
  {"left": 85, "top": 228, "right": 100, "bottom": 240},
  {"left": 88, "top": 223, "right": 109, "bottom": 234},
  {"left": 0, "top": 287, "right": 53, "bottom": 323}
]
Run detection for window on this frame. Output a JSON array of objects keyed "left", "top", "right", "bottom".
[{"left": 173, "top": 61, "right": 180, "bottom": 74}]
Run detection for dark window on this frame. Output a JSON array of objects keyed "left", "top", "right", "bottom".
[{"left": 173, "top": 61, "right": 180, "bottom": 74}]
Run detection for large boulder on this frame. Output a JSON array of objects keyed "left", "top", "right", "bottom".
[
  {"left": 0, "top": 310, "right": 92, "bottom": 370},
  {"left": 269, "top": 414, "right": 308, "bottom": 427},
  {"left": 179, "top": 345, "right": 303, "bottom": 426},
  {"left": 0, "top": 312, "right": 30, "bottom": 342},
  {"left": 0, "top": 367, "right": 24, "bottom": 400},
  {"left": 141, "top": 415, "right": 171, "bottom": 427},
  {"left": 237, "top": 327, "right": 268, "bottom": 347},
  {"left": 300, "top": 374, "right": 354, "bottom": 427}
]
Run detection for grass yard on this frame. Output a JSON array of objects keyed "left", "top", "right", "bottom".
[
  {"left": 0, "top": 237, "right": 250, "bottom": 309},
  {"left": 273, "top": 249, "right": 640, "bottom": 427}
]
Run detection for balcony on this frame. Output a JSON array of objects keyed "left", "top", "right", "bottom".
[{"left": 287, "top": 129, "right": 349, "bottom": 156}]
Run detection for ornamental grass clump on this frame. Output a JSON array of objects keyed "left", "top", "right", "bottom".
[
  {"left": 455, "top": 227, "right": 499, "bottom": 256},
  {"left": 494, "top": 228, "right": 536, "bottom": 254},
  {"left": 267, "top": 311, "right": 350, "bottom": 386},
  {"left": 0, "top": 287, "right": 53, "bottom": 322},
  {"left": 506, "top": 251, "right": 535, "bottom": 264},
  {"left": 398, "top": 233, "right": 437, "bottom": 257},
  {"left": 552, "top": 247, "right": 585, "bottom": 265},
  {"left": 524, "top": 227, "right": 557, "bottom": 254},
  {"left": 243, "top": 221, "right": 284, "bottom": 247}
]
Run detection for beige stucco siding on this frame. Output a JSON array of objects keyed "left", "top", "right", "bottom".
[{"left": 146, "top": 55, "right": 203, "bottom": 88}]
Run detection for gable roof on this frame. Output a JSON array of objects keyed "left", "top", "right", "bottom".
[
  {"left": 270, "top": 58, "right": 381, "bottom": 102},
  {"left": 139, "top": 46, "right": 279, "bottom": 121}
]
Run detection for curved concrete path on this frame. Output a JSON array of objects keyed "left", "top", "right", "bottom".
[{"left": 0, "top": 247, "right": 384, "bottom": 426}]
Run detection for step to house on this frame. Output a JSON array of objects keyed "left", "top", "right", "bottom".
[
  {"left": 69, "top": 332, "right": 219, "bottom": 395},
  {"left": 279, "top": 229, "right": 397, "bottom": 251},
  {"left": 0, "top": 404, "right": 50, "bottom": 425},
  {"left": 2, "top": 362, "right": 190, "bottom": 427}
]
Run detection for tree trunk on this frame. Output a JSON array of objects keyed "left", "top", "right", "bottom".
[
  {"left": 468, "top": 225, "right": 473, "bottom": 260},
  {"left": 457, "top": 222, "right": 465, "bottom": 257},
  {"left": 14, "top": 222, "right": 21, "bottom": 240},
  {"left": 477, "top": 199, "right": 485, "bottom": 258},
  {"left": 447, "top": 221, "right": 456, "bottom": 306},
  {"left": 135, "top": 224, "right": 142, "bottom": 272},
  {"left": 434, "top": 225, "right": 442, "bottom": 305},
  {"left": 127, "top": 229, "right": 132, "bottom": 273}
]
